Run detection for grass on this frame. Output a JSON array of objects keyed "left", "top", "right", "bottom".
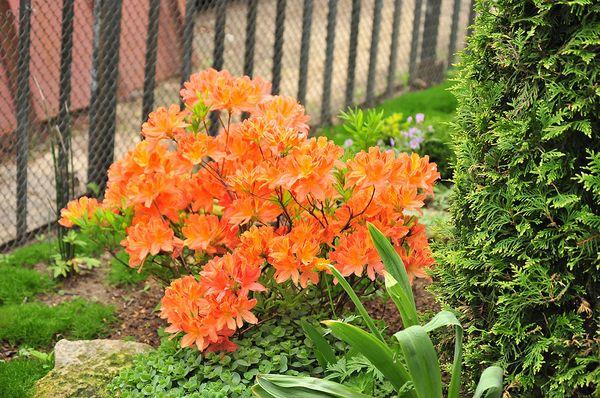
[
  {"left": 0, "top": 358, "right": 52, "bottom": 398},
  {"left": 0, "top": 265, "right": 54, "bottom": 305},
  {"left": 0, "top": 236, "right": 120, "bottom": 396},
  {"left": 0, "top": 240, "right": 57, "bottom": 268},
  {"left": 0, "top": 299, "right": 115, "bottom": 348}
]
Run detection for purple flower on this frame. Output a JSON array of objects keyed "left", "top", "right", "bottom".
[
  {"left": 406, "top": 116, "right": 413, "bottom": 123},
  {"left": 409, "top": 136, "right": 424, "bottom": 149},
  {"left": 415, "top": 113, "right": 425, "bottom": 123},
  {"left": 343, "top": 138, "right": 354, "bottom": 148},
  {"left": 389, "top": 138, "right": 395, "bottom": 147}
]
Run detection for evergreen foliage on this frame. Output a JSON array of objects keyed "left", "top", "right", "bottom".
[{"left": 432, "top": 1, "right": 599, "bottom": 396}]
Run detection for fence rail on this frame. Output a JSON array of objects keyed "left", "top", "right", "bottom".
[{"left": 0, "top": 0, "right": 474, "bottom": 251}]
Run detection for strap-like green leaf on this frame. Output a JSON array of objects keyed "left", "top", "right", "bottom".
[
  {"left": 256, "top": 375, "right": 371, "bottom": 398},
  {"left": 324, "top": 320, "right": 415, "bottom": 396},
  {"left": 384, "top": 272, "right": 420, "bottom": 328},
  {"left": 473, "top": 366, "right": 504, "bottom": 398},
  {"left": 368, "top": 223, "right": 417, "bottom": 311},
  {"left": 423, "top": 311, "right": 464, "bottom": 398},
  {"left": 328, "top": 265, "right": 385, "bottom": 342},
  {"left": 300, "top": 320, "right": 338, "bottom": 368},
  {"left": 394, "top": 325, "right": 442, "bottom": 398}
]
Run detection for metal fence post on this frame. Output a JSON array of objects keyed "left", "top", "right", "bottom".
[
  {"left": 244, "top": 0, "right": 258, "bottom": 77},
  {"left": 87, "top": 0, "right": 123, "bottom": 194},
  {"left": 320, "top": 0, "right": 337, "bottom": 124},
  {"left": 15, "top": 0, "right": 32, "bottom": 241},
  {"left": 57, "top": 0, "right": 75, "bottom": 211},
  {"left": 180, "top": 0, "right": 197, "bottom": 103},
  {"left": 209, "top": 0, "right": 228, "bottom": 136},
  {"left": 141, "top": 0, "right": 161, "bottom": 122},
  {"left": 419, "top": 0, "right": 442, "bottom": 83},
  {"left": 386, "top": 0, "right": 403, "bottom": 97},
  {"left": 271, "top": 0, "right": 286, "bottom": 95},
  {"left": 344, "top": 0, "right": 361, "bottom": 107},
  {"left": 408, "top": 0, "right": 423, "bottom": 85},
  {"left": 468, "top": 0, "right": 476, "bottom": 33},
  {"left": 447, "top": 0, "right": 461, "bottom": 67},
  {"left": 297, "top": 0, "right": 313, "bottom": 105},
  {"left": 366, "top": 0, "right": 383, "bottom": 105}
]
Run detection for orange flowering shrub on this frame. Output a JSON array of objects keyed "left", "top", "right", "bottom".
[{"left": 59, "top": 68, "right": 439, "bottom": 352}]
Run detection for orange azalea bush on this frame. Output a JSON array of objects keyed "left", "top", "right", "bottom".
[{"left": 59, "top": 69, "right": 439, "bottom": 352}]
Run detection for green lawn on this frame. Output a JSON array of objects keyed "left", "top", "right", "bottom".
[
  {"left": 0, "top": 238, "right": 117, "bottom": 397},
  {"left": 0, "top": 358, "right": 52, "bottom": 398}
]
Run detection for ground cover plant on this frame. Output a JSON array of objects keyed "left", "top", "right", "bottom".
[
  {"left": 110, "top": 310, "right": 345, "bottom": 397},
  {"left": 432, "top": 0, "right": 599, "bottom": 396},
  {"left": 60, "top": 68, "right": 440, "bottom": 355}
]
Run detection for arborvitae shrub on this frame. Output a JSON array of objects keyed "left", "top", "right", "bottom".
[{"left": 432, "top": 1, "right": 599, "bottom": 396}]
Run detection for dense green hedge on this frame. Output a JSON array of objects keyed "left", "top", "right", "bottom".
[{"left": 432, "top": 1, "right": 599, "bottom": 397}]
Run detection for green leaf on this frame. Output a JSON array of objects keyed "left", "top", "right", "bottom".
[
  {"left": 473, "top": 366, "right": 504, "bottom": 398},
  {"left": 255, "top": 374, "right": 371, "bottom": 398},
  {"left": 384, "top": 272, "right": 420, "bottom": 328},
  {"left": 327, "top": 265, "right": 384, "bottom": 342},
  {"left": 300, "top": 320, "right": 337, "bottom": 368},
  {"left": 394, "top": 326, "right": 442, "bottom": 398},
  {"left": 323, "top": 320, "right": 414, "bottom": 396},
  {"left": 368, "top": 223, "right": 416, "bottom": 311},
  {"left": 423, "top": 311, "right": 463, "bottom": 398}
]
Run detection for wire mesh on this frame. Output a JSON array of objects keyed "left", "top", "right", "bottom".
[{"left": 0, "top": 0, "right": 474, "bottom": 250}]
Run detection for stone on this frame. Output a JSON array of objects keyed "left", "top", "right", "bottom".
[{"left": 34, "top": 339, "right": 152, "bottom": 398}]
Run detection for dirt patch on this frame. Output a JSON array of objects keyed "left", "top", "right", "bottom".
[
  {"left": 37, "top": 254, "right": 165, "bottom": 347},
  {"left": 365, "top": 278, "right": 440, "bottom": 333}
]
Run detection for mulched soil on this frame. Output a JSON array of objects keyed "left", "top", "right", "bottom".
[
  {"left": 36, "top": 254, "right": 165, "bottom": 347},
  {"left": 364, "top": 278, "right": 440, "bottom": 332}
]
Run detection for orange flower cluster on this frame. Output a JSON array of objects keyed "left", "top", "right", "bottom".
[{"left": 59, "top": 68, "right": 439, "bottom": 352}]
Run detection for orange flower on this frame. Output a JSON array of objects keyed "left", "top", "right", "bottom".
[
  {"left": 121, "top": 217, "right": 179, "bottom": 267},
  {"left": 330, "top": 228, "right": 383, "bottom": 280},
  {"left": 182, "top": 214, "right": 238, "bottom": 254},
  {"left": 254, "top": 96, "right": 310, "bottom": 134},
  {"left": 142, "top": 104, "right": 188, "bottom": 140},
  {"left": 225, "top": 195, "right": 281, "bottom": 226},
  {"left": 178, "top": 132, "right": 224, "bottom": 164},
  {"left": 58, "top": 197, "right": 100, "bottom": 228},
  {"left": 180, "top": 68, "right": 270, "bottom": 113},
  {"left": 345, "top": 147, "right": 397, "bottom": 192}
]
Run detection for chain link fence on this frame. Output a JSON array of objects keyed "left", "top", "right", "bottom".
[{"left": 0, "top": 0, "right": 474, "bottom": 251}]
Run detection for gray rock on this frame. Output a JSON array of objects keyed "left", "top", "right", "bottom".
[{"left": 34, "top": 339, "right": 152, "bottom": 398}]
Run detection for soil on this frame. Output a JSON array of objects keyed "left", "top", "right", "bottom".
[
  {"left": 364, "top": 278, "right": 440, "bottom": 333},
  {"left": 36, "top": 254, "right": 166, "bottom": 347}
]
